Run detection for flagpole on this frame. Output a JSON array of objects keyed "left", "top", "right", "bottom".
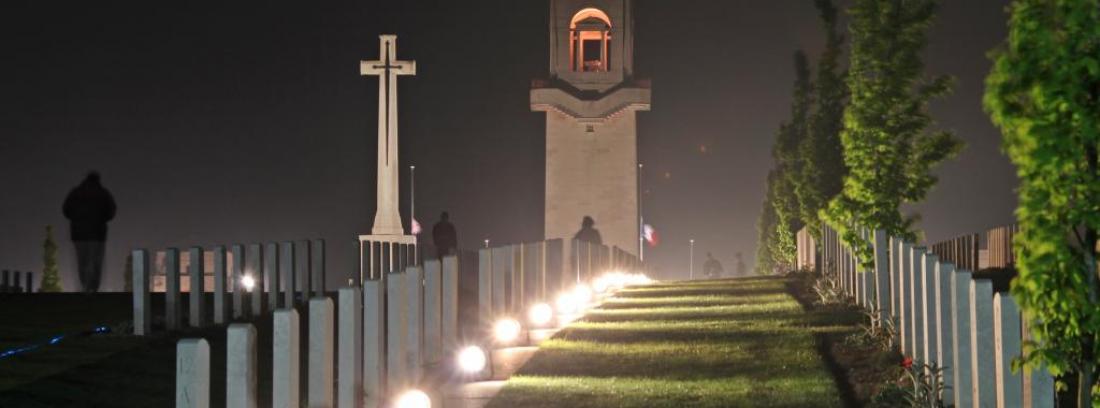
[
  {"left": 410, "top": 165, "right": 416, "bottom": 265},
  {"left": 638, "top": 162, "right": 644, "bottom": 262}
]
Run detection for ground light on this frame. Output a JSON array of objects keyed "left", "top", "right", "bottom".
[
  {"left": 456, "top": 345, "right": 487, "bottom": 373},
  {"left": 393, "top": 389, "right": 431, "bottom": 408},
  {"left": 573, "top": 283, "right": 594, "bottom": 305},
  {"left": 555, "top": 292, "right": 577, "bottom": 315},
  {"left": 528, "top": 303, "right": 554, "bottom": 327},
  {"left": 493, "top": 318, "right": 522, "bottom": 344},
  {"left": 240, "top": 274, "right": 256, "bottom": 291}
]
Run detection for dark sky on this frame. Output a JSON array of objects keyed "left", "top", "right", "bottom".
[{"left": 0, "top": 0, "right": 1016, "bottom": 290}]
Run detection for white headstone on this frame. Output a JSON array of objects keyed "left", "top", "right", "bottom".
[
  {"left": 297, "top": 241, "right": 311, "bottom": 303},
  {"left": 873, "top": 230, "right": 890, "bottom": 317},
  {"left": 441, "top": 255, "right": 459, "bottom": 358},
  {"left": 132, "top": 249, "right": 151, "bottom": 336},
  {"left": 936, "top": 262, "right": 956, "bottom": 405},
  {"left": 265, "top": 243, "right": 280, "bottom": 310},
  {"left": 176, "top": 338, "right": 210, "bottom": 408},
  {"left": 362, "top": 282, "right": 385, "bottom": 408},
  {"left": 478, "top": 248, "right": 493, "bottom": 327},
  {"left": 922, "top": 252, "right": 938, "bottom": 364},
  {"left": 231, "top": 245, "right": 245, "bottom": 320},
  {"left": 189, "top": 247, "right": 206, "bottom": 328},
  {"left": 247, "top": 244, "right": 264, "bottom": 317},
  {"left": 911, "top": 246, "right": 925, "bottom": 359},
  {"left": 970, "top": 279, "right": 996, "bottom": 407},
  {"left": 994, "top": 293, "right": 1022, "bottom": 408},
  {"left": 213, "top": 246, "right": 228, "bottom": 325},
  {"left": 281, "top": 241, "right": 296, "bottom": 308},
  {"left": 166, "top": 248, "right": 182, "bottom": 331},
  {"left": 423, "top": 260, "right": 443, "bottom": 364},
  {"left": 952, "top": 269, "right": 975, "bottom": 408},
  {"left": 386, "top": 272, "right": 409, "bottom": 394},
  {"left": 491, "top": 247, "right": 510, "bottom": 317},
  {"left": 226, "top": 323, "right": 258, "bottom": 408},
  {"left": 406, "top": 267, "right": 424, "bottom": 384},
  {"left": 510, "top": 244, "right": 524, "bottom": 314},
  {"left": 309, "top": 297, "right": 335, "bottom": 408},
  {"left": 337, "top": 287, "right": 363, "bottom": 408},
  {"left": 311, "top": 239, "right": 325, "bottom": 297},
  {"left": 899, "top": 241, "right": 912, "bottom": 355},
  {"left": 273, "top": 308, "right": 300, "bottom": 408}
]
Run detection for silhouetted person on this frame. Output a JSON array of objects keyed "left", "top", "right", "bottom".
[
  {"left": 63, "top": 172, "right": 116, "bottom": 293},
  {"left": 703, "top": 252, "right": 724, "bottom": 279},
  {"left": 573, "top": 215, "right": 603, "bottom": 245},
  {"left": 735, "top": 252, "right": 747, "bottom": 277},
  {"left": 432, "top": 211, "right": 458, "bottom": 258}
]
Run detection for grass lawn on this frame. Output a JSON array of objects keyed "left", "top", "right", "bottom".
[{"left": 488, "top": 277, "right": 856, "bottom": 408}]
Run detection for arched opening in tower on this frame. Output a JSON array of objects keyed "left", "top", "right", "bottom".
[{"left": 570, "top": 8, "right": 612, "bottom": 73}]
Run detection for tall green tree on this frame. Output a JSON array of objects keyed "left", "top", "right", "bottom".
[
  {"left": 40, "top": 225, "right": 62, "bottom": 292},
  {"left": 757, "top": 51, "right": 814, "bottom": 273},
  {"left": 985, "top": 1, "right": 1100, "bottom": 404},
  {"left": 755, "top": 171, "right": 780, "bottom": 274},
  {"left": 796, "top": 0, "right": 849, "bottom": 239},
  {"left": 825, "top": 0, "right": 963, "bottom": 263}
]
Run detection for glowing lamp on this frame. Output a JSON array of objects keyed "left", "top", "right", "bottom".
[
  {"left": 394, "top": 389, "right": 431, "bottom": 408},
  {"left": 493, "top": 318, "right": 522, "bottom": 344},
  {"left": 555, "top": 292, "right": 577, "bottom": 315},
  {"left": 240, "top": 275, "right": 256, "bottom": 292},
  {"left": 528, "top": 303, "right": 554, "bottom": 327},
  {"left": 573, "top": 284, "right": 593, "bottom": 305},
  {"left": 592, "top": 276, "right": 611, "bottom": 294},
  {"left": 457, "top": 346, "right": 487, "bottom": 373}
]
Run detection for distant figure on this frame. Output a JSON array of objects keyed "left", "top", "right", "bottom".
[
  {"left": 703, "top": 252, "right": 724, "bottom": 279},
  {"left": 573, "top": 215, "right": 603, "bottom": 245},
  {"left": 62, "top": 172, "right": 116, "bottom": 293},
  {"left": 735, "top": 252, "right": 747, "bottom": 277},
  {"left": 432, "top": 211, "right": 458, "bottom": 258}
]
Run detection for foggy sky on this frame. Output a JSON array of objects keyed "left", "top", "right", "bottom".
[{"left": 0, "top": 0, "right": 1015, "bottom": 289}]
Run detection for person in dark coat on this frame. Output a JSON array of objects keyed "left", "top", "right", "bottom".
[
  {"left": 62, "top": 172, "right": 116, "bottom": 293},
  {"left": 573, "top": 215, "right": 603, "bottom": 245},
  {"left": 432, "top": 211, "right": 458, "bottom": 258}
]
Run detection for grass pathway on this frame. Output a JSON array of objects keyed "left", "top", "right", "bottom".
[{"left": 488, "top": 276, "right": 851, "bottom": 408}]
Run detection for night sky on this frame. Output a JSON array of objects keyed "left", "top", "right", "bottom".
[{"left": 0, "top": 0, "right": 1016, "bottom": 290}]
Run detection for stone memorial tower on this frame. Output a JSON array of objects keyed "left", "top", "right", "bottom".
[{"left": 531, "top": 0, "right": 651, "bottom": 256}]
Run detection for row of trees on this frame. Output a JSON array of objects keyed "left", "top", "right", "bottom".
[
  {"left": 755, "top": 0, "right": 856, "bottom": 274},
  {"left": 758, "top": 0, "right": 1099, "bottom": 403},
  {"left": 758, "top": 0, "right": 962, "bottom": 271}
]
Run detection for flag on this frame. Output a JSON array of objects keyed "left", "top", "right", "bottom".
[
  {"left": 643, "top": 224, "right": 659, "bottom": 247},
  {"left": 411, "top": 218, "right": 422, "bottom": 235}
]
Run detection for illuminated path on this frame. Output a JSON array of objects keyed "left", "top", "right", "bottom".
[{"left": 485, "top": 277, "right": 848, "bottom": 408}]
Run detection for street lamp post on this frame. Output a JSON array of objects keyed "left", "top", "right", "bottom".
[
  {"left": 689, "top": 239, "right": 695, "bottom": 280},
  {"left": 638, "top": 163, "right": 644, "bottom": 262}
]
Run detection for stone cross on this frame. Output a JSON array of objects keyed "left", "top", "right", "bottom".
[{"left": 360, "top": 35, "right": 416, "bottom": 236}]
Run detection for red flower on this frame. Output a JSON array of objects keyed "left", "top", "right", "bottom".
[{"left": 900, "top": 357, "right": 913, "bottom": 369}]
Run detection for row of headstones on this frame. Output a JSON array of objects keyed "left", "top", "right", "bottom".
[
  {"left": 929, "top": 232, "right": 982, "bottom": 273},
  {"left": 132, "top": 240, "right": 325, "bottom": 336},
  {"left": 0, "top": 270, "right": 34, "bottom": 293},
  {"left": 476, "top": 239, "right": 643, "bottom": 324},
  {"left": 818, "top": 224, "right": 1055, "bottom": 408},
  {"left": 175, "top": 255, "right": 460, "bottom": 408}
]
